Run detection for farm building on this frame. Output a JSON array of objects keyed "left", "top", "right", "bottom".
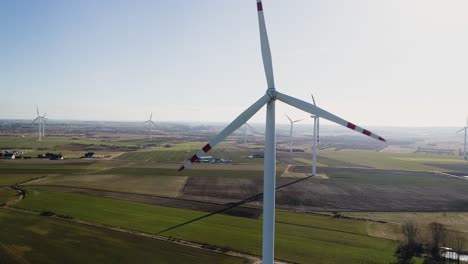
[{"left": 198, "top": 156, "right": 231, "bottom": 163}]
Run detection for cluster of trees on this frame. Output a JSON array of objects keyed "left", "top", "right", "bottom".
[{"left": 396, "top": 221, "right": 465, "bottom": 264}]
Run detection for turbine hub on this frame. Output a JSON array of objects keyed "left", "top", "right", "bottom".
[{"left": 266, "top": 88, "right": 277, "bottom": 100}]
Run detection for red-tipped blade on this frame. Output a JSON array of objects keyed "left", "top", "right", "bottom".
[
  {"left": 276, "top": 92, "right": 387, "bottom": 142},
  {"left": 256, "top": 0, "right": 275, "bottom": 89}
]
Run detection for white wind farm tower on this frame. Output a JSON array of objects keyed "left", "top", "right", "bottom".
[
  {"left": 310, "top": 93, "right": 319, "bottom": 176},
  {"left": 457, "top": 117, "right": 468, "bottom": 160},
  {"left": 179, "top": 1, "right": 386, "bottom": 263},
  {"left": 144, "top": 113, "right": 157, "bottom": 141},
  {"left": 285, "top": 114, "right": 303, "bottom": 153},
  {"left": 32, "top": 106, "right": 47, "bottom": 141}
]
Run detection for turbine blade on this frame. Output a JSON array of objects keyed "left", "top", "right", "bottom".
[
  {"left": 457, "top": 128, "right": 465, "bottom": 133},
  {"left": 36, "top": 105, "right": 39, "bottom": 116},
  {"left": 276, "top": 91, "right": 386, "bottom": 142},
  {"left": 285, "top": 114, "right": 292, "bottom": 123},
  {"left": 310, "top": 93, "right": 316, "bottom": 106},
  {"left": 151, "top": 121, "right": 157, "bottom": 127},
  {"left": 256, "top": 1, "right": 275, "bottom": 89},
  {"left": 143, "top": 120, "right": 150, "bottom": 124},
  {"left": 293, "top": 119, "right": 304, "bottom": 123},
  {"left": 178, "top": 94, "right": 270, "bottom": 171},
  {"left": 42, "top": 112, "right": 47, "bottom": 118},
  {"left": 150, "top": 113, "right": 153, "bottom": 120}
]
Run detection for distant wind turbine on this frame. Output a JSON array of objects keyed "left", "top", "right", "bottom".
[
  {"left": 143, "top": 113, "right": 157, "bottom": 141},
  {"left": 242, "top": 123, "right": 259, "bottom": 144},
  {"left": 310, "top": 93, "right": 319, "bottom": 175},
  {"left": 41, "top": 112, "right": 48, "bottom": 138},
  {"left": 178, "top": 1, "right": 386, "bottom": 262},
  {"left": 32, "top": 105, "right": 45, "bottom": 141},
  {"left": 457, "top": 117, "right": 468, "bottom": 160},
  {"left": 285, "top": 114, "right": 303, "bottom": 153}
]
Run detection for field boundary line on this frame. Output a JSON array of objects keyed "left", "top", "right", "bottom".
[{"left": 434, "top": 171, "right": 468, "bottom": 181}]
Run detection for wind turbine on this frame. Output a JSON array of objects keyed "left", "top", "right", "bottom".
[
  {"left": 310, "top": 93, "right": 319, "bottom": 176},
  {"left": 243, "top": 123, "right": 258, "bottom": 144},
  {"left": 32, "top": 105, "right": 43, "bottom": 141},
  {"left": 243, "top": 123, "right": 248, "bottom": 144},
  {"left": 41, "top": 112, "right": 48, "bottom": 138},
  {"left": 285, "top": 114, "right": 303, "bottom": 153},
  {"left": 178, "top": 1, "right": 386, "bottom": 263},
  {"left": 143, "top": 113, "right": 157, "bottom": 141},
  {"left": 457, "top": 117, "right": 468, "bottom": 160}
]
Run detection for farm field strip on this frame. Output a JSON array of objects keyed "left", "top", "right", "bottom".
[
  {"left": 24, "top": 185, "right": 262, "bottom": 218},
  {"left": 341, "top": 212, "right": 468, "bottom": 250},
  {"left": 0, "top": 188, "right": 19, "bottom": 205},
  {"left": 15, "top": 188, "right": 397, "bottom": 264},
  {"left": 0, "top": 209, "right": 245, "bottom": 264},
  {"left": 26, "top": 174, "right": 188, "bottom": 198},
  {"left": 318, "top": 150, "right": 458, "bottom": 171}
]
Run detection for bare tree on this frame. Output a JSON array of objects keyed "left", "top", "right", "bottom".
[
  {"left": 402, "top": 221, "right": 419, "bottom": 250},
  {"left": 395, "top": 221, "right": 422, "bottom": 263},
  {"left": 429, "top": 222, "right": 448, "bottom": 261}
]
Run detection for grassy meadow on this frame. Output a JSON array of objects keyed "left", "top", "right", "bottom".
[
  {"left": 318, "top": 150, "right": 466, "bottom": 171},
  {"left": 16, "top": 189, "right": 398, "bottom": 264},
  {"left": 0, "top": 209, "right": 245, "bottom": 264}
]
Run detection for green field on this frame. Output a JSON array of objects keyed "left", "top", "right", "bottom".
[
  {"left": 115, "top": 142, "right": 264, "bottom": 164},
  {"left": 0, "top": 162, "right": 97, "bottom": 175},
  {"left": 28, "top": 174, "right": 187, "bottom": 197},
  {"left": 324, "top": 168, "right": 468, "bottom": 188},
  {"left": 0, "top": 188, "right": 18, "bottom": 205},
  {"left": 318, "top": 150, "right": 460, "bottom": 171},
  {"left": 0, "top": 174, "right": 45, "bottom": 186},
  {"left": 293, "top": 158, "right": 327, "bottom": 167},
  {"left": 94, "top": 167, "right": 266, "bottom": 178},
  {"left": 16, "top": 189, "right": 398, "bottom": 264},
  {"left": 0, "top": 137, "right": 142, "bottom": 149},
  {"left": 0, "top": 209, "right": 245, "bottom": 264}
]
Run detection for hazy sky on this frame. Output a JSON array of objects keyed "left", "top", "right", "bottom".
[{"left": 1, "top": 0, "right": 467, "bottom": 127}]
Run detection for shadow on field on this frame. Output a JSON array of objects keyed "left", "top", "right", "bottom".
[{"left": 157, "top": 175, "right": 312, "bottom": 235}]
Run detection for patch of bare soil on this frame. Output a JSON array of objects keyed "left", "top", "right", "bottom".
[
  {"left": 181, "top": 167, "right": 468, "bottom": 212},
  {"left": 181, "top": 176, "right": 262, "bottom": 201},
  {"left": 25, "top": 185, "right": 262, "bottom": 218}
]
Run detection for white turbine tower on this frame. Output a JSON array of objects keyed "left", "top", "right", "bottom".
[
  {"left": 243, "top": 123, "right": 248, "bottom": 144},
  {"left": 457, "top": 117, "right": 468, "bottom": 160},
  {"left": 310, "top": 94, "right": 319, "bottom": 176},
  {"left": 243, "top": 123, "right": 259, "bottom": 144},
  {"left": 178, "top": 1, "right": 386, "bottom": 263},
  {"left": 144, "top": 113, "right": 157, "bottom": 141},
  {"left": 41, "top": 112, "right": 48, "bottom": 138},
  {"left": 32, "top": 105, "right": 43, "bottom": 141},
  {"left": 285, "top": 114, "right": 303, "bottom": 153}
]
